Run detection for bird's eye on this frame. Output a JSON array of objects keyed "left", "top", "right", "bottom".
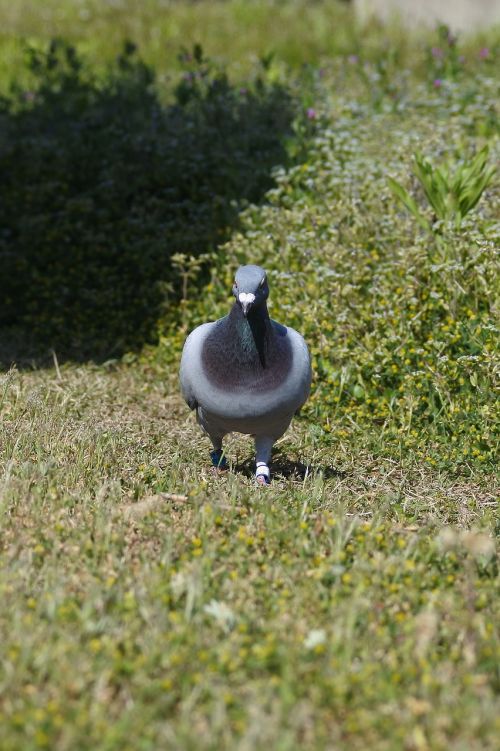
[{"left": 259, "top": 277, "right": 266, "bottom": 288}]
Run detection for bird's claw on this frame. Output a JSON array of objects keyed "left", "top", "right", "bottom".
[{"left": 210, "top": 449, "right": 228, "bottom": 471}]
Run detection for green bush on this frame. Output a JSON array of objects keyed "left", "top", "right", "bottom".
[
  {"left": 0, "top": 40, "right": 294, "bottom": 361},
  {"left": 157, "top": 56, "right": 499, "bottom": 473}
]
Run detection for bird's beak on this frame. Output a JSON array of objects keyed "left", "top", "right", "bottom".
[{"left": 238, "top": 292, "right": 255, "bottom": 317}]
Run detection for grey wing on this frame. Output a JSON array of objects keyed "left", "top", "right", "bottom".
[
  {"left": 179, "top": 331, "right": 198, "bottom": 410},
  {"left": 179, "top": 322, "right": 213, "bottom": 411},
  {"left": 180, "top": 379, "right": 198, "bottom": 411},
  {"left": 292, "top": 330, "right": 312, "bottom": 413}
]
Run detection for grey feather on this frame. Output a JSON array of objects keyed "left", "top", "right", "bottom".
[{"left": 179, "top": 265, "right": 311, "bottom": 481}]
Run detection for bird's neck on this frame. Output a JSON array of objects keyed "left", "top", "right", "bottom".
[{"left": 228, "top": 302, "right": 272, "bottom": 367}]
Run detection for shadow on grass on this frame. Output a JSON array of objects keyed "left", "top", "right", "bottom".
[
  {"left": 0, "top": 41, "right": 295, "bottom": 367},
  {"left": 234, "top": 455, "right": 346, "bottom": 481}
]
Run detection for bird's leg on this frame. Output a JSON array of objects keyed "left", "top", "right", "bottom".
[
  {"left": 209, "top": 436, "right": 228, "bottom": 471},
  {"left": 254, "top": 436, "right": 274, "bottom": 485},
  {"left": 210, "top": 448, "right": 228, "bottom": 470}
]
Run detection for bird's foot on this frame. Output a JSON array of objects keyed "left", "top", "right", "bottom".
[
  {"left": 255, "top": 463, "right": 270, "bottom": 486},
  {"left": 210, "top": 449, "right": 228, "bottom": 471}
]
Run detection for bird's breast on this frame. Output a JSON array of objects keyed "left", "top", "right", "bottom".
[
  {"left": 192, "top": 325, "right": 310, "bottom": 421},
  {"left": 201, "top": 328, "right": 292, "bottom": 394}
]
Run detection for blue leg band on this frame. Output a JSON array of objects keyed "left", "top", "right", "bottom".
[{"left": 210, "top": 449, "right": 228, "bottom": 469}]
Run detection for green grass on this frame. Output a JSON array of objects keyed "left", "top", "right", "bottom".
[
  {"left": 0, "top": 2, "right": 499, "bottom": 749},
  {"left": 1, "top": 0, "right": 498, "bottom": 92},
  {"left": 0, "top": 0, "right": 355, "bottom": 94},
  {"left": 0, "top": 366, "right": 498, "bottom": 750},
  {"left": 0, "top": 0, "right": 399, "bottom": 90}
]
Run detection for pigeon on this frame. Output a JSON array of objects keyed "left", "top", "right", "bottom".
[{"left": 179, "top": 264, "right": 311, "bottom": 484}]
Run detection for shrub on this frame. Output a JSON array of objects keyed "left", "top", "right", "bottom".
[
  {"left": 157, "top": 60, "right": 499, "bottom": 472},
  {"left": 0, "top": 40, "right": 294, "bottom": 362}
]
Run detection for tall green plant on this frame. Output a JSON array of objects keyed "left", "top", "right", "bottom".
[{"left": 388, "top": 147, "right": 496, "bottom": 230}]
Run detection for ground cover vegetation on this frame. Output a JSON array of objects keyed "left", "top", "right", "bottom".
[
  {"left": 0, "top": 40, "right": 294, "bottom": 358},
  {"left": 0, "top": 2, "right": 499, "bottom": 749}
]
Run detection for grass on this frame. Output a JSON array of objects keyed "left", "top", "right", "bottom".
[
  {"left": 0, "top": 365, "right": 498, "bottom": 750},
  {"left": 1, "top": 0, "right": 498, "bottom": 92},
  {"left": 0, "top": 0, "right": 410, "bottom": 92},
  {"left": 0, "top": 2, "right": 499, "bottom": 749}
]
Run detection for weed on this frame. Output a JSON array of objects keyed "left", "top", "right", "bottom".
[{"left": 388, "top": 147, "right": 496, "bottom": 230}]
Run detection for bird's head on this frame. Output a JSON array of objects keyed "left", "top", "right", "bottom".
[{"left": 232, "top": 264, "right": 269, "bottom": 316}]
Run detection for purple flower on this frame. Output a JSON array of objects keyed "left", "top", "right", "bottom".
[
  {"left": 433, "top": 78, "right": 443, "bottom": 88},
  {"left": 431, "top": 47, "right": 443, "bottom": 58},
  {"left": 479, "top": 47, "right": 490, "bottom": 59},
  {"left": 306, "top": 108, "right": 317, "bottom": 120},
  {"left": 458, "top": 55, "right": 465, "bottom": 64},
  {"left": 239, "top": 87, "right": 248, "bottom": 96},
  {"left": 347, "top": 54, "right": 359, "bottom": 65}
]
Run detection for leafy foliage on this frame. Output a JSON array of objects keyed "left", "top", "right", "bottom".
[
  {"left": 157, "top": 56, "right": 499, "bottom": 473},
  {"left": 0, "top": 40, "right": 294, "bottom": 361},
  {"left": 388, "top": 147, "right": 496, "bottom": 229}
]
